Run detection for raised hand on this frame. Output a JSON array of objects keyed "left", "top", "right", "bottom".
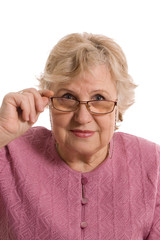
[{"left": 0, "top": 88, "right": 53, "bottom": 147}]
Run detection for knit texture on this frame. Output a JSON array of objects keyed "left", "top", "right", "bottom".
[{"left": 0, "top": 127, "right": 160, "bottom": 240}]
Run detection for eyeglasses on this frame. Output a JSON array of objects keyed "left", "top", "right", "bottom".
[{"left": 50, "top": 97, "right": 117, "bottom": 115}]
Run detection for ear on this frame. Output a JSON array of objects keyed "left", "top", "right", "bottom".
[
  {"left": 116, "top": 108, "right": 123, "bottom": 122},
  {"left": 49, "top": 107, "right": 54, "bottom": 133},
  {"left": 114, "top": 107, "right": 123, "bottom": 130}
]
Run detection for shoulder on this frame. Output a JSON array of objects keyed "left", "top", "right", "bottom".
[
  {"left": 16, "top": 126, "right": 52, "bottom": 145},
  {"left": 23, "top": 126, "right": 52, "bottom": 139},
  {"left": 6, "top": 126, "right": 55, "bottom": 157},
  {"left": 116, "top": 131, "right": 159, "bottom": 150},
  {"left": 0, "top": 127, "right": 56, "bottom": 172},
  {"left": 115, "top": 131, "right": 160, "bottom": 169}
]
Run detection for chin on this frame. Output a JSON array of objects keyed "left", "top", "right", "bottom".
[{"left": 67, "top": 143, "right": 100, "bottom": 156}]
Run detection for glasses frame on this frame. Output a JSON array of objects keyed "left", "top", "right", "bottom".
[{"left": 50, "top": 97, "right": 117, "bottom": 115}]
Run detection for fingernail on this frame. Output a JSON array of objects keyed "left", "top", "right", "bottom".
[{"left": 31, "top": 116, "right": 36, "bottom": 123}]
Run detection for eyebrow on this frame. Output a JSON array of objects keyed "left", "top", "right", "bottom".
[
  {"left": 90, "top": 89, "right": 112, "bottom": 98},
  {"left": 55, "top": 88, "right": 112, "bottom": 98}
]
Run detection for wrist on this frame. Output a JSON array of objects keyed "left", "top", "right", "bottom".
[{"left": 0, "top": 125, "right": 13, "bottom": 148}]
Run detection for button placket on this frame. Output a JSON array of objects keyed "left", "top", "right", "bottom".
[
  {"left": 80, "top": 176, "right": 88, "bottom": 230},
  {"left": 81, "top": 197, "right": 88, "bottom": 205},
  {"left": 80, "top": 221, "right": 88, "bottom": 229},
  {"left": 81, "top": 177, "right": 88, "bottom": 185}
]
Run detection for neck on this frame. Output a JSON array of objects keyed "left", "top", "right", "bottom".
[{"left": 56, "top": 144, "right": 109, "bottom": 173}]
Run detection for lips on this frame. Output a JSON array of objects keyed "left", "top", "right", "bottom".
[{"left": 70, "top": 129, "right": 95, "bottom": 138}]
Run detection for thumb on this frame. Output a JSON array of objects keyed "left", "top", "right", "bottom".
[{"left": 42, "top": 96, "right": 50, "bottom": 108}]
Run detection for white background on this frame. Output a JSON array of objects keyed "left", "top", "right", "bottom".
[{"left": 0, "top": 0, "right": 160, "bottom": 144}]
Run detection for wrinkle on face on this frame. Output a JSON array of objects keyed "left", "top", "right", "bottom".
[{"left": 50, "top": 64, "right": 117, "bottom": 171}]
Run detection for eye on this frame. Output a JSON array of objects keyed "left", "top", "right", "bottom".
[
  {"left": 62, "top": 93, "right": 76, "bottom": 100},
  {"left": 92, "top": 94, "right": 105, "bottom": 101}
]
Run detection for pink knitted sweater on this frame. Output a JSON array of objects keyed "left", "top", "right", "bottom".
[{"left": 0, "top": 127, "right": 160, "bottom": 240}]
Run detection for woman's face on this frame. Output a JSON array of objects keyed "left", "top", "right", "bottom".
[{"left": 50, "top": 64, "right": 117, "bottom": 158}]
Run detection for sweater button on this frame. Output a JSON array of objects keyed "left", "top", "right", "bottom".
[
  {"left": 81, "top": 197, "right": 88, "bottom": 205},
  {"left": 81, "top": 177, "right": 88, "bottom": 185},
  {"left": 80, "top": 221, "right": 88, "bottom": 228}
]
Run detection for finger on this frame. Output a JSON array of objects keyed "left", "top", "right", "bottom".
[
  {"left": 14, "top": 94, "right": 31, "bottom": 122},
  {"left": 2, "top": 92, "right": 38, "bottom": 124},
  {"left": 22, "top": 88, "right": 54, "bottom": 112},
  {"left": 39, "top": 89, "right": 54, "bottom": 97},
  {"left": 20, "top": 88, "right": 45, "bottom": 113},
  {"left": 22, "top": 92, "right": 37, "bottom": 123},
  {"left": 17, "top": 88, "right": 54, "bottom": 114},
  {"left": 39, "top": 89, "right": 54, "bottom": 108}
]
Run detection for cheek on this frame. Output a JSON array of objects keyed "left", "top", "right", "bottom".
[
  {"left": 51, "top": 114, "right": 66, "bottom": 144},
  {"left": 98, "top": 113, "right": 115, "bottom": 142},
  {"left": 50, "top": 111, "right": 72, "bottom": 135}
]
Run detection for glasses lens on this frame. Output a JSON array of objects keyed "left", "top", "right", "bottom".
[
  {"left": 89, "top": 101, "right": 115, "bottom": 114},
  {"left": 52, "top": 98, "right": 78, "bottom": 112}
]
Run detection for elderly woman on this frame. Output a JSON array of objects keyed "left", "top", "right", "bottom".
[{"left": 0, "top": 33, "right": 160, "bottom": 240}]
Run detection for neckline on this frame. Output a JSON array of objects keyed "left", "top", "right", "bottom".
[{"left": 51, "top": 133, "right": 115, "bottom": 176}]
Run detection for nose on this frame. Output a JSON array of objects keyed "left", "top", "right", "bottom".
[{"left": 73, "top": 103, "right": 93, "bottom": 124}]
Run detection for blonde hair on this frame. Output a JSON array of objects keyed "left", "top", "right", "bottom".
[{"left": 38, "top": 32, "right": 137, "bottom": 122}]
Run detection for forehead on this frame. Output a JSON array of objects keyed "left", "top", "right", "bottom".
[{"left": 53, "top": 65, "right": 117, "bottom": 96}]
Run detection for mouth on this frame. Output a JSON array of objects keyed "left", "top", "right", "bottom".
[{"left": 70, "top": 129, "right": 95, "bottom": 138}]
